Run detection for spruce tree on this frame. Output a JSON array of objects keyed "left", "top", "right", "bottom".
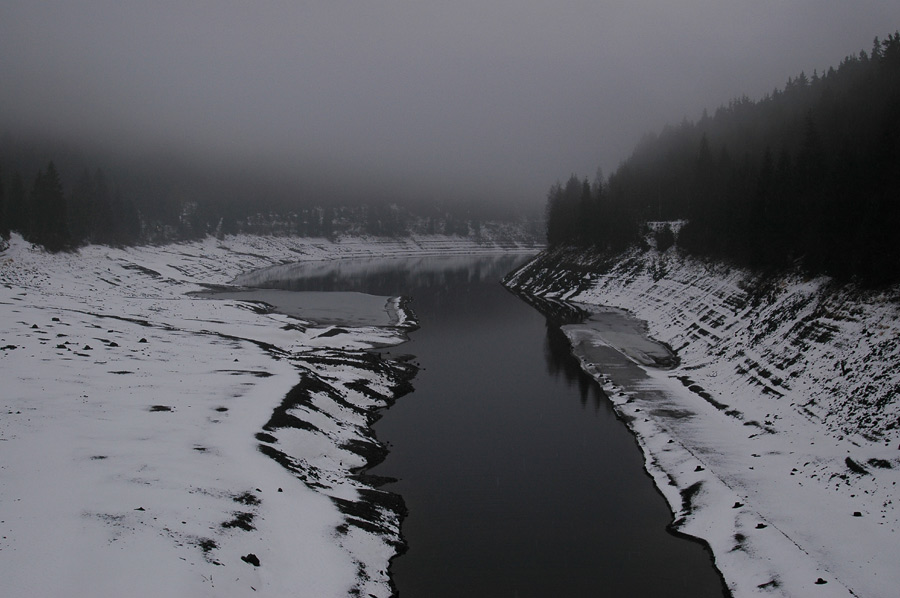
[
  {"left": 31, "top": 162, "right": 70, "bottom": 251},
  {"left": 7, "top": 170, "right": 27, "bottom": 235},
  {"left": 0, "top": 164, "right": 8, "bottom": 239}
]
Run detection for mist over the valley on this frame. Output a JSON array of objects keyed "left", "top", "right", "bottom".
[
  {"left": 3, "top": 1, "right": 899, "bottom": 210},
  {"left": 5, "top": 5, "right": 900, "bottom": 598}
]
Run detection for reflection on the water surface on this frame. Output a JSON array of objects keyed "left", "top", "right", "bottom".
[
  {"left": 543, "top": 316, "right": 610, "bottom": 410},
  {"left": 241, "top": 252, "right": 727, "bottom": 598},
  {"left": 511, "top": 290, "right": 611, "bottom": 410},
  {"left": 234, "top": 254, "right": 528, "bottom": 295}
]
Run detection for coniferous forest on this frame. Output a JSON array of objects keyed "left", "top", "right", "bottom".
[
  {"left": 546, "top": 33, "right": 900, "bottom": 285},
  {"left": 0, "top": 146, "right": 541, "bottom": 251}
]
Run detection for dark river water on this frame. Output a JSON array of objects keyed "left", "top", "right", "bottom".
[{"left": 244, "top": 253, "right": 726, "bottom": 598}]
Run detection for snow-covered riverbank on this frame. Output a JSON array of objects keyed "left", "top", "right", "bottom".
[
  {"left": 505, "top": 246, "right": 900, "bottom": 598},
  {"left": 0, "top": 233, "right": 534, "bottom": 597}
]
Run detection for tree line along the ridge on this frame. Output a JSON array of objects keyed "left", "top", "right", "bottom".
[
  {"left": 546, "top": 32, "right": 900, "bottom": 286},
  {"left": 0, "top": 157, "right": 542, "bottom": 250}
]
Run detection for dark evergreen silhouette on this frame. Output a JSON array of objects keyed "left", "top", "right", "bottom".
[
  {"left": 6, "top": 170, "right": 27, "bottom": 235},
  {"left": 0, "top": 145, "right": 539, "bottom": 251},
  {"left": 654, "top": 224, "right": 675, "bottom": 252},
  {"left": 545, "top": 31, "right": 900, "bottom": 285},
  {"left": 27, "top": 162, "right": 70, "bottom": 251},
  {"left": 0, "top": 164, "right": 8, "bottom": 240}
]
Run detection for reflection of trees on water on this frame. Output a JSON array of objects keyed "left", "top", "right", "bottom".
[
  {"left": 516, "top": 292, "right": 611, "bottom": 412},
  {"left": 543, "top": 317, "right": 608, "bottom": 411},
  {"left": 253, "top": 255, "right": 611, "bottom": 410},
  {"left": 505, "top": 291, "right": 600, "bottom": 406},
  {"left": 244, "top": 255, "right": 527, "bottom": 297}
]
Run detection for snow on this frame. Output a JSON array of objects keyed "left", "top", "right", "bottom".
[
  {"left": 506, "top": 247, "right": 900, "bottom": 598},
  {"left": 0, "top": 232, "right": 535, "bottom": 597}
]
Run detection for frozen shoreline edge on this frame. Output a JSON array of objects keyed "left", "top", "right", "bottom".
[
  {"left": 504, "top": 247, "right": 900, "bottom": 598},
  {"left": 0, "top": 233, "right": 536, "bottom": 598}
]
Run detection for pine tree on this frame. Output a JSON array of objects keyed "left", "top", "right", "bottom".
[
  {"left": 543, "top": 30, "right": 900, "bottom": 282},
  {"left": 67, "top": 169, "right": 94, "bottom": 244},
  {"left": 7, "top": 170, "right": 27, "bottom": 235},
  {"left": 91, "top": 169, "right": 115, "bottom": 244},
  {"left": 0, "top": 164, "right": 8, "bottom": 239},
  {"left": 544, "top": 181, "right": 565, "bottom": 245},
  {"left": 577, "top": 178, "right": 594, "bottom": 246},
  {"left": 30, "top": 162, "right": 70, "bottom": 251}
]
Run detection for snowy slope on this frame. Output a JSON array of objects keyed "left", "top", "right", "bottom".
[
  {"left": 0, "top": 233, "right": 533, "bottom": 598},
  {"left": 506, "top": 246, "right": 900, "bottom": 598}
]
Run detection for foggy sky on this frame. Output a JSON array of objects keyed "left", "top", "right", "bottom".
[{"left": 2, "top": 1, "right": 898, "bottom": 206}]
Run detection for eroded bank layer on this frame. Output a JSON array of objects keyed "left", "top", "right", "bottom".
[
  {"left": 505, "top": 246, "right": 900, "bottom": 598},
  {"left": 0, "top": 233, "right": 528, "bottom": 597}
]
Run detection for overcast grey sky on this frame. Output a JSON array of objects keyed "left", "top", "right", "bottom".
[{"left": 2, "top": 1, "right": 898, "bottom": 205}]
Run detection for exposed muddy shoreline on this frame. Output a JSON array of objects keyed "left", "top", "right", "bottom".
[
  {"left": 506, "top": 287, "right": 730, "bottom": 596},
  {"left": 0, "top": 233, "right": 536, "bottom": 598},
  {"left": 306, "top": 253, "right": 728, "bottom": 597},
  {"left": 503, "top": 246, "right": 900, "bottom": 598},
  {"left": 197, "top": 282, "right": 425, "bottom": 596}
]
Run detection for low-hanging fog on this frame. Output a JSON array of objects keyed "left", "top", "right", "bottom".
[{"left": 2, "top": 1, "right": 898, "bottom": 207}]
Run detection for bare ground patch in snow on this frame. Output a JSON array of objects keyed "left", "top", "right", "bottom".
[{"left": 0, "top": 233, "right": 534, "bottom": 597}]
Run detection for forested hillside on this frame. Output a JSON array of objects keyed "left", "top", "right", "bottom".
[
  {"left": 0, "top": 141, "right": 541, "bottom": 250},
  {"left": 546, "top": 32, "right": 900, "bottom": 284}
]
